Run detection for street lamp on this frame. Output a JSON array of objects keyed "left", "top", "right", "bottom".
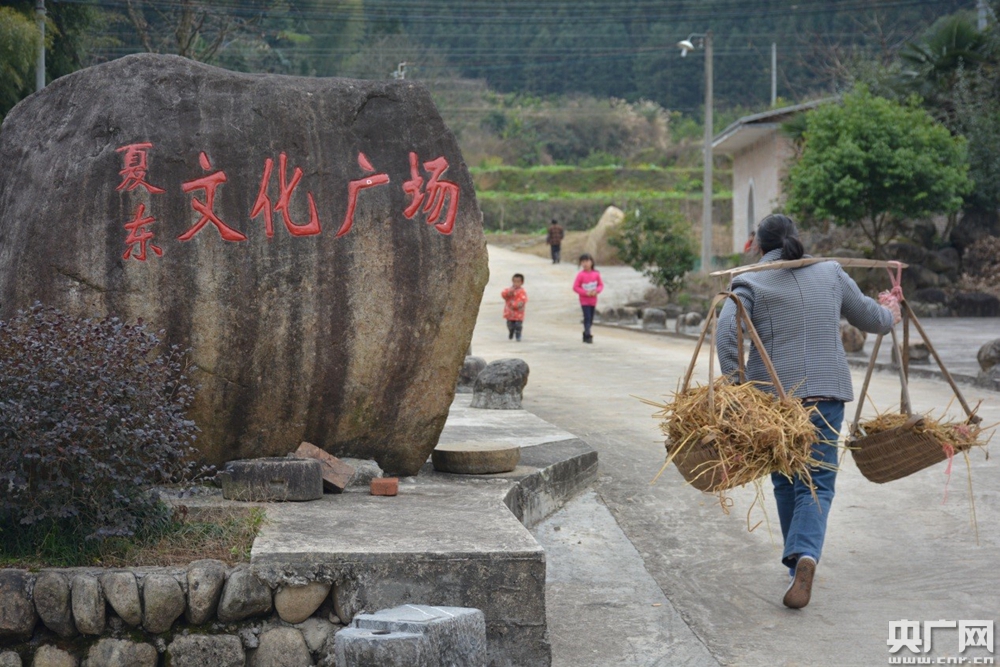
[{"left": 677, "top": 31, "right": 713, "bottom": 273}]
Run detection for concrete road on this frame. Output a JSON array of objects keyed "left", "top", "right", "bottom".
[{"left": 471, "top": 246, "right": 1000, "bottom": 667}]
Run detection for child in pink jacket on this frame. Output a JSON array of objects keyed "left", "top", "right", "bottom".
[{"left": 573, "top": 254, "right": 603, "bottom": 344}]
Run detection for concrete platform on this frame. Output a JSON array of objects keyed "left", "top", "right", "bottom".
[{"left": 250, "top": 397, "right": 598, "bottom": 667}]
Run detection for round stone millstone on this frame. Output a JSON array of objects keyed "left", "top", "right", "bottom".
[{"left": 431, "top": 442, "right": 520, "bottom": 475}]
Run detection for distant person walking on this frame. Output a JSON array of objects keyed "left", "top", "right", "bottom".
[
  {"left": 501, "top": 273, "right": 528, "bottom": 342},
  {"left": 546, "top": 219, "right": 565, "bottom": 264},
  {"left": 573, "top": 254, "right": 603, "bottom": 344}
]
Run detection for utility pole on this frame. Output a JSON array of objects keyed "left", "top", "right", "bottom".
[
  {"left": 701, "top": 31, "right": 713, "bottom": 274},
  {"left": 771, "top": 42, "right": 777, "bottom": 106},
  {"left": 36, "top": 0, "right": 46, "bottom": 91},
  {"left": 978, "top": 0, "right": 988, "bottom": 30}
]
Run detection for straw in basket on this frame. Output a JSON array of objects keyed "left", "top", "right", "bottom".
[
  {"left": 656, "top": 291, "right": 818, "bottom": 494},
  {"left": 848, "top": 280, "right": 984, "bottom": 483}
]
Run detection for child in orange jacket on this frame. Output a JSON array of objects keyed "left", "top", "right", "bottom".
[{"left": 501, "top": 273, "right": 528, "bottom": 341}]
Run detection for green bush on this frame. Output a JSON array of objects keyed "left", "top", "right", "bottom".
[
  {"left": 609, "top": 201, "right": 698, "bottom": 296},
  {"left": 0, "top": 304, "right": 200, "bottom": 545}
]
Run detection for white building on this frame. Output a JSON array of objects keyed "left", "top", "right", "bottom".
[{"left": 712, "top": 99, "right": 832, "bottom": 253}]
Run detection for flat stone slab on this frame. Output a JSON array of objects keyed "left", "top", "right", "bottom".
[
  {"left": 438, "top": 399, "right": 576, "bottom": 448},
  {"left": 219, "top": 457, "right": 323, "bottom": 502},
  {"left": 432, "top": 442, "right": 520, "bottom": 475}
]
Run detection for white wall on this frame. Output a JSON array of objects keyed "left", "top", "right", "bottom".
[{"left": 730, "top": 131, "right": 794, "bottom": 253}]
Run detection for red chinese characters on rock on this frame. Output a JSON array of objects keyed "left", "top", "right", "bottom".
[
  {"left": 251, "top": 152, "right": 321, "bottom": 237},
  {"left": 336, "top": 152, "right": 390, "bottom": 238},
  {"left": 178, "top": 152, "right": 247, "bottom": 242},
  {"left": 403, "top": 152, "right": 459, "bottom": 235},
  {"left": 122, "top": 203, "right": 162, "bottom": 261},
  {"left": 116, "top": 143, "right": 165, "bottom": 194}
]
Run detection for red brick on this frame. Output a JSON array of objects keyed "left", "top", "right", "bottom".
[{"left": 370, "top": 477, "right": 399, "bottom": 496}]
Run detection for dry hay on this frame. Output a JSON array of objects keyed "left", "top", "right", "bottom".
[
  {"left": 649, "top": 378, "right": 824, "bottom": 509},
  {"left": 855, "top": 411, "right": 990, "bottom": 452}
]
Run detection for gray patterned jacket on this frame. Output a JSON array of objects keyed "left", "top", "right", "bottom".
[{"left": 717, "top": 249, "right": 894, "bottom": 402}]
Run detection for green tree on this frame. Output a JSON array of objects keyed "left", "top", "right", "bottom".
[
  {"left": 784, "top": 87, "right": 971, "bottom": 255},
  {"left": 609, "top": 202, "right": 697, "bottom": 296},
  {"left": 0, "top": 6, "right": 40, "bottom": 118}
]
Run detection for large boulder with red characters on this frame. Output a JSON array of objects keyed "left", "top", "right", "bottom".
[{"left": 0, "top": 54, "right": 488, "bottom": 476}]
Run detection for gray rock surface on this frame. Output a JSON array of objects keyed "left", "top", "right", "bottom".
[
  {"left": 977, "top": 338, "right": 1000, "bottom": 371},
  {"left": 340, "top": 459, "right": 384, "bottom": 491},
  {"left": 615, "top": 307, "right": 639, "bottom": 325},
  {"left": 217, "top": 566, "right": 273, "bottom": 623},
  {"left": 219, "top": 458, "right": 323, "bottom": 502},
  {"left": 599, "top": 307, "right": 619, "bottom": 323},
  {"left": 470, "top": 359, "right": 529, "bottom": 409},
  {"left": 70, "top": 575, "right": 104, "bottom": 636},
  {"left": 83, "top": 639, "right": 157, "bottom": 667},
  {"left": 186, "top": 559, "right": 227, "bottom": 625},
  {"left": 33, "top": 572, "right": 75, "bottom": 638},
  {"left": 295, "top": 617, "right": 341, "bottom": 655},
  {"left": 456, "top": 356, "right": 487, "bottom": 394},
  {"left": 0, "top": 651, "right": 20, "bottom": 667},
  {"left": 332, "top": 583, "right": 361, "bottom": 626},
  {"left": 251, "top": 628, "right": 313, "bottom": 667},
  {"left": 167, "top": 634, "right": 245, "bottom": 667},
  {"left": 352, "top": 605, "right": 486, "bottom": 667},
  {"left": 334, "top": 628, "right": 429, "bottom": 667},
  {"left": 641, "top": 308, "right": 667, "bottom": 330},
  {"left": 100, "top": 572, "right": 142, "bottom": 627},
  {"left": 0, "top": 570, "right": 36, "bottom": 639},
  {"left": 275, "top": 582, "right": 331, "bottom": 624},
  {"left": 142, "top": 574, "right": 186, "bottom": 634},
  {"left": 0, "top": 53, "right": 488, "bottom": 477},
  {"left": 977, "top": 365, "right": 1000, "bottom": 391},
  {"left": 30, "top": 646, "right": 76, "bottom": 667},
  {"left": 840, "top": 322, "right": 867, "bottom": 353}
]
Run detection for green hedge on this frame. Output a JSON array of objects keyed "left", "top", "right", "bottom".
[
  {"left": 470, "top": 165, "right": 732, "bottom": 194},
  {"left": 477, "top": 193, "right": 733, "bottom": 232}
]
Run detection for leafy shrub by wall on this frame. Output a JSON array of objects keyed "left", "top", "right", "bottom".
[{"left": 0, "top": 305, "right": 199, "bottom": 542}]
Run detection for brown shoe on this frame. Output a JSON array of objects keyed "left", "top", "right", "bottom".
[{"left": 783, "top": 556, "right": 816, "bottom": 609}]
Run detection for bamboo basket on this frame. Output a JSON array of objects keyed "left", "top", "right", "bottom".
[
  {"left": 848, "top": 299, "right": 982, "bottom": 484},
  {"left": 663, "top": 292, "right": 815, "bottom": 493}
]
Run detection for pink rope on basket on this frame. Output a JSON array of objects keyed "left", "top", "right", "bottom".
[
  {"left": 941, "top": 443, "right": 955, "bottom": 503},
  {"left": 879, "top": 261, "right": 905, "bottom": 309}
]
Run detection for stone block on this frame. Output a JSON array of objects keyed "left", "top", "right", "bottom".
[
  {"left": 641, "top": 308, "right": 667, "bottom": 330},
  {"left": 840, "top": 323, "right": 867, "bottom": 353},
  {"left": 70, "top": 575, "right": 104, "bottom": 636},
  {"left": 599, "top": 307, "right": 619, "bottom": 323},
  {"left": 334, "top": 628, "right": 430, "bottom": 667},
  {"left": 885, "top": 242, "right": 928, "bottom": 265},
  {"left": 0, "top": 651, "right": 20, "bottom": 667},
  {"left": 84, "top": 639, "right": 157, "bottom": 667},
  {"left": 295, "top": 617, "right": 341, "bottom": 654},
  {"left": 142, "top": 574, "right": 186, "bottom": 634},
  {"left": 926, "top": 247, "right": 960, "bottom": 273},
  {"left": 219, "top": 457, "right": 323, "bottom": 502},
  {"left": 456, "top": 356, "right": 487, "bottom": 394},
  {"left": 33, "top": 572, "right": 75, "bottom": 638},
  {"left": 217, "top": 565, "right": 273, "bottom": 623},
  {"left": 167, "top": 634, "right": 245, "bottom": 667},
  {"left": 100, "top": 572, "right": 141, "bottom": 627},
  {"left": 0, "top": 570, "right": 36, "bottom": 640},
  {"left": 251, "top": 627, "right": 313, "bottom": 667},
  {"left": 186, "top": 559, "right": 227, "bottom": 625},
  {"left": 0, "top": 53, "right": 489, "bottom": 477},
  {"left": 911, "top": 288, "right": 947, "bottom": 304},
  {"left": 977, "top": 339, "right": 1000, "bottom": 372},
  {"left": 294, "top": 442, "right": 355, "bottom": 493},
  {"left": 29, "top": 646, "right": 76, "bottom": 667},
  {"left": 340, "top": 459, "right": 384, "bottom": 491},
  {"left": 353, "top": 605, "right": 486, "bottom": 667},
  {"left": 470, "top": 359, "right": 529, "bottom": 410},
  {"left": 370, "top": 477, "right": 399, "bottom": 496},
  {"left": 615, "top": 307, "right": 639, "bottom": 325},
  {"left": 275, "top": 582, "right": 332, "bottom": 624}
]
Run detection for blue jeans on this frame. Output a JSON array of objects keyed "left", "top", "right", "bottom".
[
  {"left": 772, "top": 400, "right": 844, "bottom": 569},
  {"left": 581, "top": 305, "right": 595, "bottom": 336}
]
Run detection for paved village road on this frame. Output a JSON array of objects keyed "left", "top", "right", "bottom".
[{"left": 470, "top": 245, "right": 1000, "bottom": 667}]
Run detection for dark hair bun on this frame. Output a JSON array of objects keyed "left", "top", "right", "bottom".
[{"left": 782, "top": 236, "right": 805, "bottom": 261}]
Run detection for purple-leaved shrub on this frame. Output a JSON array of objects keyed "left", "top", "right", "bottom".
[{"left": 0, "top": 304, "right": 199, "bottom": 541}]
